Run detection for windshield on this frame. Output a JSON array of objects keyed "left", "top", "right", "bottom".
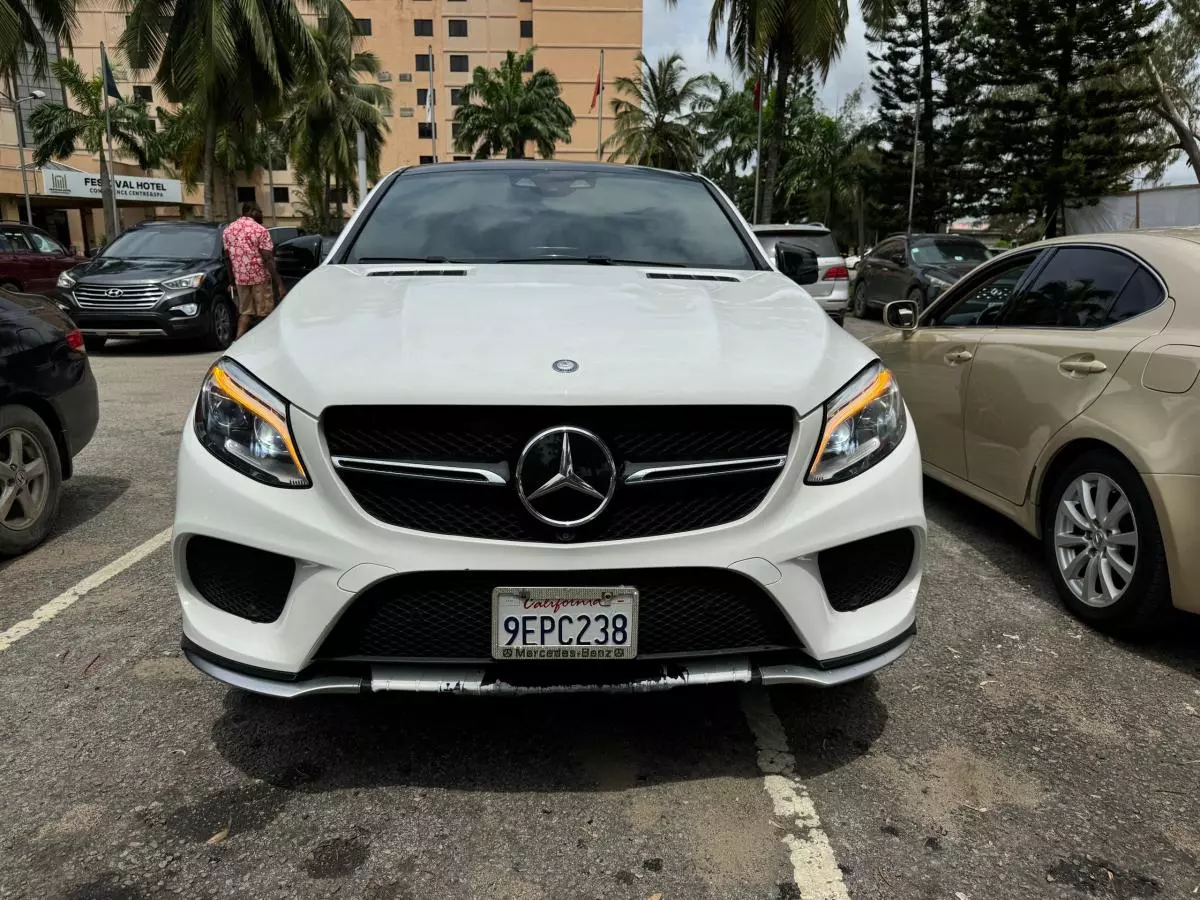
[
  {"left": 755, "top": 231, "right": 839, "bottom": 259},
  {"left": 910, "top": 239, "right": 990, "bottom": 265},
  {"left": 102, "top": 228, "right": 218, "bottom": 260},
  {"left": 344, "top": 167, "right": 759, "bottom": 269}
]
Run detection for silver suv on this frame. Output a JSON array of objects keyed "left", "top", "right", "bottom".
[{"left": 752, "top": 224, "right": 850, "bottom": 325}]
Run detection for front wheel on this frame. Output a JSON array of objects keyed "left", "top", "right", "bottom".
[
  {"left": 906, "top": 287, "right": 925, "bottom": 313},
  {"left": 203, "top": 299, "right": 235, "bottom": 351},
  {"left": 1043, "top": 450, "right": 1171, "bottom": 637},
  {"left": 852, "top": 280, "right": 875, "bottom": 319},
  {"left": 0, "top": 405, "right": 63, "bottom": 557}
]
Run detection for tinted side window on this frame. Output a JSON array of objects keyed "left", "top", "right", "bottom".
[
  {"left": 1107, "top": 266, "right": 1163, "bottom": 323},
  {"left": 0, "top": 229, "right": 32, "bottom": 251},
  {"left": 933, "top": 257, "right": 1037, "bottom": 327},
  {"left": 872, "top": 240, "right": 901, "bottom": 264},
  {"left": 1004, "top": 248, "right": 1137, "bottom": 328}
]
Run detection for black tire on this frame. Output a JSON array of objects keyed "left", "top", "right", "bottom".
[
  {"left": 906, "top": 287, "right": 925, "bottom": 313},
  {"left": 0, "top": 279, "right": 20, "bottom": 293},
  {"left": 1042, "top": 449, "right": 1171, "bottom": 637},
  {"left": 204, "top": 298, "right": 235, "bottom": 351},
  {"left": 852, "top": 280, "right": 876, "bottom": 319},
  {"left": 83, "top": 335, "right": 106, "bottom": 353},
  {"left": 0, "top": 405, "right": 63, "bottom": 557}
]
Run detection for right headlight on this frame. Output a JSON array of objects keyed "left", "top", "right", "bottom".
[
  {"left": 193, "top": 359, "right": 309, "bottom": 488},
  {"left": 806, "top": 362, "right": 907, "bottom": 485},
  {"left": 57, "top": 271, "right": 76, "bottom": 289}
]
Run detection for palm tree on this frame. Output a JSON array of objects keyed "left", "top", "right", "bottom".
[
  {"left": 453, "top": 48, "right": 575, "bottom": 159},
  {"left": 665, "top": 0, "right": 895, "bottom": 222},
  {"left": 284, "top": 8, "right": 390, "bottom": 227},
  {"left": 120, "top": 0, "right": 322, "bottom": 219},
  {"left": 28, "top": 57, "right": 158, "bottom": 240},
  {"left": 605, "top": 53, "right": 710, "bottom": 170},
  {"left": 0, "top": 0, "right": 76, "bottom": 81},
  {"left": 696, "top": 77, "right": 757, "bottom": 197}
]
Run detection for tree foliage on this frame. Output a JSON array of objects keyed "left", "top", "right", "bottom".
[
  {"left": 0, "top": 0, "right": 76, "bottom": 81},
  {"left": 453, "top": 48, "right": 575, "bottom": 159},
  {"left": 606, "top": 53, "right": 710, "bottom": 170}
]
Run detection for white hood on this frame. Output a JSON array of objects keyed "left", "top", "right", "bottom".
[{"left": 229, "top": 264, "right": 876, "bottom": 415}]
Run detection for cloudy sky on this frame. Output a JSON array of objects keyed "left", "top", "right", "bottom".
[{"left": 644, "top": 0, "right": 1193, "bottom": 186}]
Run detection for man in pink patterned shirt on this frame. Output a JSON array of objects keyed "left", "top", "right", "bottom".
[{"left": 223, "top": 203, "right": 286, "bottom": 339}]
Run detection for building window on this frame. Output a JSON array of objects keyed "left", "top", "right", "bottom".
[
  {"left": 417, "top": 88, "right": 434, "bottom": 106},
  {"left": 132, "top": 85, "right": 153, "bottom": 102},
  {"left": 419, "top": 155, "right": 434, "bottom": 165},
  {"left": 148, "top": 119, "right": 157, "bottom": 131},
  {"left": 453, "top": 155, "right": 471, "bottom": 161},
  {"left": 415, "top": 53, "right": 432, "bottom": 72},
  {"left": 450, "top": 54, "right": 469, "bottom": 72},
  {"left": 270, "top": 154, "right": 288, "bottom": 171},
  {"left": 354, "top": 18, "right": 372, "bottom": 35},
  {"left": 413, "top": 18, "right": 433, "bottom": 36},
  {"left": 523, "top": 55, "right": 534, "bottom": 73},
  {"left": 448, "top": 19, "right": 468, "bottom": 37},
  {"left": 450, "top": 87, "right": 462, "bottom": 106},
  {"left": 272, "top": 186, "right": 289, "bottom": 204},
  {"left": 520, "top": 20, "right": 533, "bottom": 38},
  {"left": 418, "top": 122, "right": 435, "bottom": 139},
  {"left": 452, "top": 122, "right": 463, "bottom": 139},
  {"left": 329, "top": 187, "right": 348, "bottom": 204},
  {"left": 236, "top": 187, "right": 256, "bottom": 203}
]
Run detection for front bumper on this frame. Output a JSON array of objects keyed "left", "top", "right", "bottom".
[
  {"left": 57, "top": 287, "right": 215, "bottom": 340},
  {"left": 174, "top": 405, "right": 925, "bottom": 694}
]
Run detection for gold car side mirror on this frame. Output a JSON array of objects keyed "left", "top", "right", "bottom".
[{"left": 884, "top": 299, "right": 919, "bottom": 332}]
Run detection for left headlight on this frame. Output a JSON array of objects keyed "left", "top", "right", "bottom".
[
  {"left": 193, "top": 359, "right": 309, "bottom": 488},
  {"left": 927, "top": 274, "right": 953, "bottom": 294},
  {"left": 807, "top": 362, "right": 907, "bottom": 485},
  {"left": 56, "top": 271, "right": 76, "bottom": 289},
  {"left": 163, "top": 272, "right": 206, "bottom": 290}
]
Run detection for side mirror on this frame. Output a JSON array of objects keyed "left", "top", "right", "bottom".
[
  {"left": 884, "top": 299, "right": 919, "bottom": 331},
  {"left": 775, "top": 241, "right": 820, "bottom": 285}
]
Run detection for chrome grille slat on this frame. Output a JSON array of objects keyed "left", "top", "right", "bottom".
[{"left": 74, "top": 282, "right": 164, "bottom": 308}]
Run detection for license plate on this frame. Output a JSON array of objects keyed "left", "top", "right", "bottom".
[{"left": 491, "top": 586, "right": 638, "bottom": 661}]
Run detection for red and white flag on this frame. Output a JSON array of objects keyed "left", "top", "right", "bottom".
[
  {"left": 753, "top": 78, "right": 762, "bottom": 112},
  {"left": 589, "top": 69, "right": 602, "bottom": 111}
]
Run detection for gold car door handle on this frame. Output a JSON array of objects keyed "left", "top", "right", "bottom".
[
  {"left": 1059, "top": 358, "right": 1108, "bottom": 375},
  {"left": 944, "top": 349, "right": 974, "bottom": 364}
]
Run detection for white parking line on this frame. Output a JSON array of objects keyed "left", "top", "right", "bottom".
[
  {"left": 0, "top": 528, "right": 172, "bottom": 653},
  {"left": 741, "top": 687, "right": 852, "bottom": 900}
]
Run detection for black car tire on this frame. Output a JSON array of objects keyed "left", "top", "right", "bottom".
[
  {"left": 852, "top": 280, "right": 875, "bottom": 319},
  {"left": 1042, "top": 449, "right": 1172, "bottom": 638},
  {"left": 0, "top": 280, "right": 20, "bottom": 293},
  {"left": 906, "top": 287, "right": 925, "bottom": 312},
  {"left": 0, "top": 405, "right": 63, "bottom": 557},
  {"left": 204, "top": 298, "right": 236, "bottom": 351},
  {"left": 83, "top": 335, "right": 106, "bottom": 353}
]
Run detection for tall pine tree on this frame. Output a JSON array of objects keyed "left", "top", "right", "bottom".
[
  {"left": 868, "top": 0, "right": 974, "bottom": 233},
  {"left": 968, "top": 0, "right": 1172, "bottom": 235}
]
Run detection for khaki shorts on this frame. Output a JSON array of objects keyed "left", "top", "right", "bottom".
[{"left": 236, "top": 282, "right": 274, "bottom": 317}]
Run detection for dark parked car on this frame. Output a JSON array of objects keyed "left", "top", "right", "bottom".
[
  {"left": 275, "top": 233, "right": 338, "bottom": 289},
  {"left": 0, "top": 288, "right": 98, "bottom": 556},
  {"left": 0, "top": 222, "right": 80, "bottom": 295},
  {"left": 55, "top": 221, "right": 236, "bottom": 352},
  {"left": 852, "top": 233, "right": 992, "bottom": 318}
]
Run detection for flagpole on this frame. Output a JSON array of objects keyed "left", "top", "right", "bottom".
[
  {"left": 906, "top": 57, "right": 923, "bottom": 238},
  {"left": 596, "top": 49, "right": 604, "bottom": 160},
  {"left": 428, "top": 44, "right": 437, "bottom": 162},
  {"left": 752, "top": 57, "right": 764, "bottom": 224},
  {"left": 100, "top": 42, "right": 119, "bottom": 237}
]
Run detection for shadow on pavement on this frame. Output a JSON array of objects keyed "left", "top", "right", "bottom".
[
  {"left": 0, "top": 474, "right": 129, "bottom": 575},
  {"left": 90, "top": 339, "right": 214, "bottom": 359},
  {"left": 924, "top": 477, "right": 1200, "bottom": 680},
  {"left": 207, "top": 679, "right": 887, "bottom": 797}
]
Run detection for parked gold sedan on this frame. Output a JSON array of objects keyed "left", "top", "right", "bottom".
[{"left": 868, "top": 230, "right": 1200, "bottom": 636}]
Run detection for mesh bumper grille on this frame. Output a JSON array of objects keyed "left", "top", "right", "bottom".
[
  {"left": 322, "top": 405, "right": 794, "bottom": 543},
  {"left": 316, "top": 568, "right": 801, "bottom": 662},
  {"left": 185, "top": 536, "right": 295, "bottom": 623},
  {"left": 818, "top": 529, "right": 915, "bottom": 612}
]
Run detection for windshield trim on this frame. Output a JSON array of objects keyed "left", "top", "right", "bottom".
[{"left": 330, "top": 167, "right": 770, "bottom": 272}]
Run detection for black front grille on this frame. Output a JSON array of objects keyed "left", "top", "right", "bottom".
[
  {"left": 316, "top": 569, "right": 801, "bottom": 662},
  {"left": 818, "top": 529, "right": 916, "bottom": 612},
  {"left": 323, "top": 406, "right": 794, "bottom": 542},
  {"left": 185, "top": 536, "right": 295, "bottom": 623}
]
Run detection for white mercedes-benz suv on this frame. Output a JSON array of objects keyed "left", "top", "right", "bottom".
[{"left": 174, "top": 161, "right": 924, "bottom": 697}]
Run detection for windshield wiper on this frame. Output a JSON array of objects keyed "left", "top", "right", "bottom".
[
  {"left": 356, "top": 255, "right": 453, "bottom": 263},
  {"left": 495, "top": 256, "right": 688, "bottom": 267}
]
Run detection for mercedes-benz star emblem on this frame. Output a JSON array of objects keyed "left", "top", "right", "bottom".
[
  {"left": 516, "top": 426, "right": 616, "bottom": 527},
  {"left": 105, "top": 288, "right": 124, "bottom": 297},
  {"left": 552, "top": 359, "right": 579, "bottom": 374}
]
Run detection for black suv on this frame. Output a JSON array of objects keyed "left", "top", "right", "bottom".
[
  {"left": 55, "top": 221, "right": 235, "bottom": 351},
  {"left": 852, "top": 233, "right": 991, "bottom": 318}
]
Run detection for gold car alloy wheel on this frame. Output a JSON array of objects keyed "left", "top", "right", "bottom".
[{"left": 1053, "top": 472, "right": 1139, "bottom": 608}]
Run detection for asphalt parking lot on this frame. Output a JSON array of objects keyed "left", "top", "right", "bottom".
[{"left": 1, "top": 321, "right": 1198, "bottom": 900}]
